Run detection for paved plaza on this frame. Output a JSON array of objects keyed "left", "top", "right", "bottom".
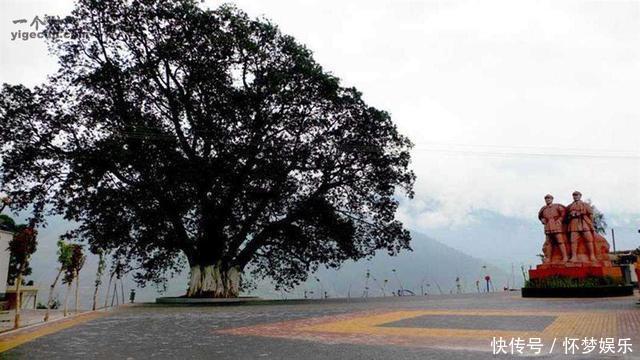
[
  {"left": 1, "top": 292, "right": 639, "bottom": 359},
  {"left": 0, "top": 309, "right": 71, "bottom": 333}
]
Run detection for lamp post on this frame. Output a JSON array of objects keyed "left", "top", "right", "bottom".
[
  {"left": 392, "top": 269, "right": 404, "bottom": 295},
  {"left": 314, "top": 277, "right": 324, "bottom": 299},
  {"left": 363, "top": 269, "right": 370, "bottom": 298},
  {"left": 482, "top": 265, "right": 491, "bottom": 293},
  {"left": 420, "top": 279, "right": 430, "bottom": 296}
]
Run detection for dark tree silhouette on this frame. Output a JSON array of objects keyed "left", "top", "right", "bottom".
[
  {"left": 0, "top": 0, "right": 414, "bottom": 297},
  {"left": 7, "top": 225, "right": 36, "bottom": 286}
]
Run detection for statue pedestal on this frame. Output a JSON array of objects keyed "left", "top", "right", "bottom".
[
  {"left": 529, "top": 265, "right": 623, "bottom": 280},
  {"left": 530, "top": 230, "right": 622, "bottom": 280},
  {"left": 524, "top": 265, "right": 631, "bottom": 298},
  {"left": 523, "top": 232, "right": 631, "bottom": 297}
]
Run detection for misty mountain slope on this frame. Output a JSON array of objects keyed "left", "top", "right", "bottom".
[
  {"left": 424, "top": 209, "right": 640, "bottom": 272},
  {"left": 19, "top": 216, "right": 511, "bottom": 302},
  {"left": 254, "top": 231, "right": 512, "bottom": 299},
  {"left": 423, "top": 211, "right": 539, "bottom": 263}
]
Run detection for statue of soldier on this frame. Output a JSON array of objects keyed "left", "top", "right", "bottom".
[
  {"left": 566, "top": 191, "right": 597, "bottom": 262},
  {"left": 538, "top": 194, "right": 568, "bottom": 262}
]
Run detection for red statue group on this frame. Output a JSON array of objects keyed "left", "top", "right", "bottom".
[{"left": 531, "top": 191, "right": 621, "bottom": 280}]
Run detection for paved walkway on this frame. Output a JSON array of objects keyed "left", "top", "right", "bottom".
[
  {"left": 0, "top": 310, "right": 107, "bottom": 353},
  {"left": 1, "top": 292, "right": 639, "bottom": 359},
  {"left": 0, "top": 309, "right": 71, "bottom": 333}
]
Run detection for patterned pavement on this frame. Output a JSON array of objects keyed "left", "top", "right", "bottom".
[
  {"left": 1, "top": 291, "right": 639, "bottom": 359},
  {"left": 0, "top": 311, "right": 107, "bottom": 353},
  {"left": 220, "top": 307, "right": 640, "bottom": 355}
]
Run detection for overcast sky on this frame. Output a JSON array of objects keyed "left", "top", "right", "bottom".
[{"left": 1, "top": 0, "right": 639, "bottom": 234}]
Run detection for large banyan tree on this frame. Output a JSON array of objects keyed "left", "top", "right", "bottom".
[{"left": 0, "top": 0, "right": 414, "bottom": 297}]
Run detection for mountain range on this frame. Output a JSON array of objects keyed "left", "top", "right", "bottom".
[{"left": 21, "top": 216, "right": 511, "bottom": 304}]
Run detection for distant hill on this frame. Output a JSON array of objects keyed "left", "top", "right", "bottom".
[
  {"left": 20, "top": 216, "right": 511, "bottom": 304},
  {"left": 14, "top": 210, "right": 639, "bottom": 304},
  {"left": 425, "top": 210, "right": 543, "bottom": 269},
  {"left": 424, "top": 209, "right": 640, "bottom": 272},
  {"left": 255, "top": 230, "right": 512, "bottom": 299}
]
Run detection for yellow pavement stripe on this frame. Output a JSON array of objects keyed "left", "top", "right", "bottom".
[
  {"left": 299, "top": 309, "right": 629, "bottom": 341},
  {"left": 301, "top": 310, "right": 542, "bottom": 339},
  {"left": 0, "top": 311, "right": 106, "bottom": 353}
]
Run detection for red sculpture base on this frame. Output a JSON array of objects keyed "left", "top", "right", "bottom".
[
  {"left": 531, "top": 230, "right": 623, "bottom": 282},
  {"left": 529, "top": 265, "right": 623, "bottom": 280}
]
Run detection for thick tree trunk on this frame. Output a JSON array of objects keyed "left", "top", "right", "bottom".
[
  {"left": 44, "top": 268, "right": 63, "bottom": 322},
  {"left": 186, "top": 263, "right": 240, "bottom": 298}
]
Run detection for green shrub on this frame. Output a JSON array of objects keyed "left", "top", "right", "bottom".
[
  {"left": 0, "top": 214, "right": 15, "bottom": 231},
  {"left": 37, "top": 298, "right": 61, "bottom": 310}
]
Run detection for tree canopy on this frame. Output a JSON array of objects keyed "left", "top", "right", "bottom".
[
  {"left": 0, "top": 214, "right": 16, "bottom": 232},
  {"left": 588, "top": 201, "right": 607, "bottom": 235},
  {"left": 0, "top": 0, "right": 414, "bottom": 296},
  {"left": 63, "top": 244, "right": 86, "bottom": 284}
]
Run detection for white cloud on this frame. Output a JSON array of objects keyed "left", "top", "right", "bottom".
[
  {"left": 2, "top": 0, "right": 639, "bottom": 232},
  {"left": 224, "top": 0, "right": 640, "bottom": 228}
]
